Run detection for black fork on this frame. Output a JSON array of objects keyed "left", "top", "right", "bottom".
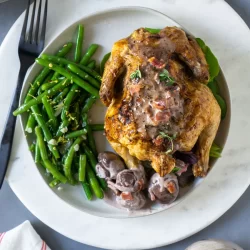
[{"left": 0, "top": 0, "right": 48, "bottom": 189}]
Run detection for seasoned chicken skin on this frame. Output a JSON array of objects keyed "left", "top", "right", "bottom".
[{"left": 100, "top": 27, "right": 221, "bottom": 177}]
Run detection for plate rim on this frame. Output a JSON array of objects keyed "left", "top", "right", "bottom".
[{"left": 19, "top": 5, "right": 207, "bottom": 219}]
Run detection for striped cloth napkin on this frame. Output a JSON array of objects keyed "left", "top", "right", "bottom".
[{"left": 0, "top": 221, "right": 50, "bottom": 250}]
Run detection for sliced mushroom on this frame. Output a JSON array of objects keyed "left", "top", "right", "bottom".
[
  {"left": 116, "top": 191, "right": 146, "bottom": 210},
  {"left": 96, "top": 152, "right": 125, "bottom": 180},
  {"left": 114, "top": 165, "right": 146, "bottom": 193},
  {"left": 148, "top": 173, "right": 179, "bottom": 204}
]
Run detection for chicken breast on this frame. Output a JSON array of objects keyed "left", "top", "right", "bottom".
[{"left": 100, "top": 27, "right": 221, "bottom": 177}]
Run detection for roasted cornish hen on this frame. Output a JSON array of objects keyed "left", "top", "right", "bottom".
[{"left": 100, "top": 27, "right": 221, "bottom": 177}]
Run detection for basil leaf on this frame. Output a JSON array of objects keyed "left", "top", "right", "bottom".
[
  {"left": 214, "top": 94, "right": 227, "bottom": 119},
  {"left": 196, "top": 38, "right": 227, "bottom": 119},
  {"left": 196, "top": 38, "right": 207, "bottom": 52},
  {"left": 159, "top": 69, "right": 175, "bottom": 86},
  {"left": 130, "top": 69, "right": 142, "bottom": 80},
  {"left": 196, "top": 38, "right": 220, "bottom": 82},
  {"left": 206, "top": 47, "right": 220, "bottom": 82},
  {"left": 207, "top": 80, "right": 220, "bottom": 95}
]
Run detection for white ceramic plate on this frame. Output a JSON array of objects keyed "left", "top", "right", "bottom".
[
  {"left": 1, "top": 0, "right": 250, "bottom": 249},
  {"left": 20, "top": 6, "right": 226, "bottom": 219}
]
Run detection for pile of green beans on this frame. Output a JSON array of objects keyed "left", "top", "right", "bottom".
[{"left": 13, "top": 24, "right": 109, "bottom": 201}]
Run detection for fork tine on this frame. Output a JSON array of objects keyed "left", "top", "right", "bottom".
[
  {"left": 40, "top": 0, "right": 48, "bottom": 46},
  {"left": 28, "top": 0, "right": 37, "bottom": 43},
  {"left": 20, "top": 0, "right": 31, "bottom": 41},
  {"left": 34, "top": 0, "right": 42, "bottom": 44}
]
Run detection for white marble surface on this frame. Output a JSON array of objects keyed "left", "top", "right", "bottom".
[{"left": 0, "top": 0, "right": 250, "bottom": 249}]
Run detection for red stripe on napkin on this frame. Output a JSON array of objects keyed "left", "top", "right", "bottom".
[
  {"left": 41, "top": 240, "right": 47, "bottom": 250},
  {"left": 0, "top": 232, "right": 6, "bottom": 243},
  {"left": 41, "top": 241, "right": 45, "bottom": 250}
]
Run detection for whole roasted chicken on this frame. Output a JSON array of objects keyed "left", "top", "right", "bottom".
[{"left": 100, "top": 27, "right": 221, "bottom": 177}]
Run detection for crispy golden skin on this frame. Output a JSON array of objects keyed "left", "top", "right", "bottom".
[{"left": 100, "top": 27, "right": 221, "bottom": 177}]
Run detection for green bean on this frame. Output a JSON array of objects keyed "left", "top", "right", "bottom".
[
  {"left": 35, "top": 127, "right": 49, "bottom": 160},
  {"left": 64, "top": 137, "right": 83, "bottom": 184},
  {"left": 79, "top": 154, "right": 86, "bottom": 182},
  {"left": 81, "top": 181, "right": 93, "bottom": 200},
  {"left": 82, "top": 64, "right": 102, "bottom": 82},
  {"left": 29, "top": 143, "right": 35, "bottom": 152},
  {"left": 38, "top": 71, "right": 54, "bottom": 94},
  {"left": 82, "top": 95, "right": 96, "bottom": 113},
  {"left": 44, "top": 160, "right": 68, "bottom": 183},
  {"left": 42, "top": 96, "right": 58, "bottom": 132},
  {"left": 40, "top": 54, "right": 102, "bottom": 82},
  {"left": 82, "top": 113, "right": 97, "bottom": 156},
  {"left": 78, "top": 92, "right": 89, "bottom": 107},
  {"left": 41, "top": 105, "right": 48, "bottom": 121},
  {"left": 51, "top": 156, "right": 58, "bottom": 168},
  {"left": 51, "top": 71, "right": 61, "bottom": 81},
  {"left": 100, "top": 52, "right": 111, "bottom": 75},
  {"left": 90, "top": 124, "right": 104, "bottom": 131},
  {"left": 72, "top": 155, "right": 80, "bottom": 174},
  {"left": 49, "top": 179, "right": 60, "bottom": 188},
  {"left": 25, "top": 68, "right": 51, "bottom": 103},
  {"left": 71, "top": 101, "right": 80, "bottom": 130},
  {"left": 56, "top": 84, "right": 79, "bottom": 137},
  {"left": 52, "top": 87, "right": 70, "bottom": 104},
  {"left": 83, "top": 143, "right": 107, "bottom": 190},
  {"left": 36, "top": 59, "right": 99, "bottom": 97},
  {"left": 41, "top": 79, "right": 62, "bottom": 91},
  {"left": 37, "top": 86, "right": 43, "bottom": 96},
  {"left": 31, "top": 105, "right": 60, "bottom": 159},
  {"left": 43, "top": 71, "right": 54, "bottom": 84},
  {"left": 56, "top": 120, "right": 69, "bottom": 138},
  {"left": 13, "top": 79, "right": 71, "bottom": 116},
  {"left": 75, "top": 24, "right": 84, "bottom": 63},
  {"left": 25, "top": 114, "right": 36, "bottom": 133},
  {"left": 51, "top": 68, "right": 66, "bottom": 82},
  {"left": 87, "top": 60, "right": 96, "bottom": 69},
  {"left": 65, "top": 129, "right": 87, "bottom": 139},
  {"left": 35, "top": 126, "right": 67, "bottom": 183},
  {"left": 57, "top": 42, "right": 73, "bottom": 57},
  {"left": 35, "top": 142, "right": 41, "bottom": 163},
  {"left": 86, "top": 164, "right": 104, "bottom": 199},
  {"left": 25, "top": 43, "right": 73, "bottom": 103},
  {"left": 80, "top": 44, "right": 98, "bottom": 65},
  {"left": 67, "top": 64, "right": 100, "bottom": 89},
  {"left": 51, "top": 43, "right": 73, "bottom": 81},
  {"left": 71, "top": 90, "right": 81, "bottom": 104}
]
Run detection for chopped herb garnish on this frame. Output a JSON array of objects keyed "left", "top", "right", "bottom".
[
  {"left": 159, "top": 69, "right": 175, "bottom": 86},
  {"left": 144, "top": 28, "right": 161, "bottom": 34},
  {"left": 172, "top": 167, "right": 180, "bottom": 174},
  {"left": 130, "top": 69, "right": 142, "bottom": 80},
  {"left": 159, "top": 132, "right": 176, "bottom": 154}
]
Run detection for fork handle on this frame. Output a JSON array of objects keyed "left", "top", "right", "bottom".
[{"left": 0, "top": 62, "right": 32, "bottom": 189}]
